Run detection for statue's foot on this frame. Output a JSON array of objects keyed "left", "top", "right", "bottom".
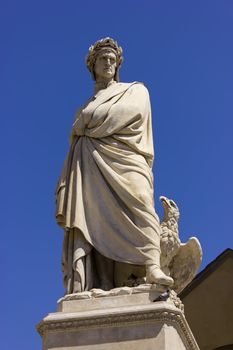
[{"left": 146, "top": 265, "right": 174, "bottom": 286}]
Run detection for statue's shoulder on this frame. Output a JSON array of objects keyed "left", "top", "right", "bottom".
[
  {"left": 117, "top": 81, "right": 145, "bottom": 87},
  {"left": 118, "top": 81, "right": 149, "bottom": 93}
]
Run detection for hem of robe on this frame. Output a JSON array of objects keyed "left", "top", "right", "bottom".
[{"left": 59, "top": 224, "right": 161, "bottom": 266}]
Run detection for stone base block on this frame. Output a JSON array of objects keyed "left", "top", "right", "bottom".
[{"left": 37, "top": 289, "right": 199, "bottom": 350}]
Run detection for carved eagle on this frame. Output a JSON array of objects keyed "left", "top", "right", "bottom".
[{"left": 159, "top": 196, "right": 202, "bottom": 294}]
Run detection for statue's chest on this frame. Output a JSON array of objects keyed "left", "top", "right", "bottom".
[{"left": 81, "top": 95, "right": 120, "bottom": 128}]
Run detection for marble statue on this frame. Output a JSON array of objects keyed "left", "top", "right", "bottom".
[{"left": 55, "top": 38, "right": 201, "bottom": 295}]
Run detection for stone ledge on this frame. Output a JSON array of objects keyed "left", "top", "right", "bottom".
[
  {"left": 37, "top": 301, "right": 199, "bottom": 350},
  {"left": 57, "top": 287, "right": 166, "bottom": 313}
]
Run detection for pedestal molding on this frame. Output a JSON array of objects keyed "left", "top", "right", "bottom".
[{"left": 37, "top": 302, "right": 198, "bottom": 349}]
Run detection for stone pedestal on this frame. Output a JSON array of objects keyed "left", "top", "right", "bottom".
[{"left": 37, "top": 287, "right": 199, "bottom": 350}]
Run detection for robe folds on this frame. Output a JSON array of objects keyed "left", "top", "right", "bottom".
[{"left": 56, "top": 82, "right": 162, "bottom": 292}]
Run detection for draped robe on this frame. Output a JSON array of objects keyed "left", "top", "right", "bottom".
[{"left": 55, "top": 82, "right": 162, "bottom": 293}]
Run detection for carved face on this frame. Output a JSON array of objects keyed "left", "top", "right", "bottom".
[{"left": 94, "top": 50, "right": 117, "bottom": 81}]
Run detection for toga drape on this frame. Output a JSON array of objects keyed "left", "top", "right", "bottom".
[{"left": 55, "top": 82, "right": 162, "bottom": 292}]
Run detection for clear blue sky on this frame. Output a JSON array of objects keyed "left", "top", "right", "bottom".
[{"left": 1, "top": 1, "right": 233, "bottom": 348}]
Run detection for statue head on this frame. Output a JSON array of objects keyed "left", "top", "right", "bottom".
[{"left": 85, "top": 37, "right": 123, "bottom": 82}]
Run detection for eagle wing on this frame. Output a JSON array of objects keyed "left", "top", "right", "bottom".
[{"left": 170, "top": 237, "right": 202, "bottom": 294}]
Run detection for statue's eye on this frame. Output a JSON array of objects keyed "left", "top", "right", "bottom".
[{"left": 170, "top": 201, "right": 176, "bottom": 208}]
